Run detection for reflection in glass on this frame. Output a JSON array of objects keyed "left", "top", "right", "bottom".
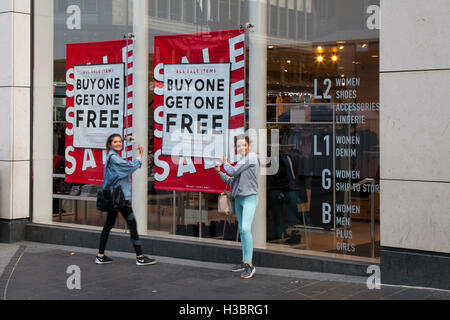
[{"left": 52, "top": 0, "right": 380, "bottom": 259}]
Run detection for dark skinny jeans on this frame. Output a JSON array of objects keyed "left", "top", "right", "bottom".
[{"left": 99, "top": 200, "right": 142, "bottom": 256}]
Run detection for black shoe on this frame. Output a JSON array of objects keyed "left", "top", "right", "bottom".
[
  {"left": 95, "top": 255, "right": 113, "bottom": 264},
  {"left": 230, "top": 262, "right": 246, "bottom": 272},
  {"left": 240, "top": 263, "right": 256, "bottom": 279},
  {"left": 136, "top": 255, "right": 157, "bottom": 266}
]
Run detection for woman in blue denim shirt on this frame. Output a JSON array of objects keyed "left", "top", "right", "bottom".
[{"left": 95, "top": 134, "right": 156, "bottom": 266}]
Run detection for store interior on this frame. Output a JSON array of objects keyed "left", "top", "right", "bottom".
[{"left": 52, "top": 39, "right": 380, "bottom": 259}]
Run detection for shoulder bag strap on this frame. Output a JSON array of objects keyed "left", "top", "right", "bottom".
[
  {"left": 102, "top": 154, "right": 113, "bottom": 190},
  {"left": 225, "top": 177, "right": 232, "bottom": 191},
  {"left": 104, "top": 154, "right": 112, "bottom": 173}
]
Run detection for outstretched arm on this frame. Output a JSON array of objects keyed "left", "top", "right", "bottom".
[
  {"left": 215, "top": 162, "right": 234, "bottom": 185},
  {"left": 218, "top": 171, "right": 234, "bottom": 185},
  {"left": 110, "top": 146, "right": 143, "bottom": 178},
  {"left": 223, "top": 153, "right": 258, "bottom": 177}
]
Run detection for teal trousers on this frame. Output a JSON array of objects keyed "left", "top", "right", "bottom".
[{"left": 234, "top": 195, "right": 258, "bottom": 264}]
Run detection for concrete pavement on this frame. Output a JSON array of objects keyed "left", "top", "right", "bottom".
[{"left": 0, "top": 241, "right": 449, "bottom": 301}]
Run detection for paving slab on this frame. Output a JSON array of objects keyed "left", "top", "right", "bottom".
[
  {"left": 0, "top": 243, "right": 19, "bottom": 277},
  {"left": 0, "top": 241, "right": 448, "bottom": 301}
]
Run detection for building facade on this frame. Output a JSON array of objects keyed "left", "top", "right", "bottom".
[{"left": 0, "top": 0, "right": 448, "bottom": 290}]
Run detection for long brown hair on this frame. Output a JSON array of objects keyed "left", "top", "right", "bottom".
[
  {"left": 105, "top": 134, "right": 123, "bottom": 154},
  {"left": 234, "top": 134, "right": 250, "bottom": 149}
]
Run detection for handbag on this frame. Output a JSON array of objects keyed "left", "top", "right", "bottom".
[
  {"left": 97, "top": 184, "right": 126, "bottom": 212},
  {"left": 111, "top": 185, "right": 126, "bottom": 210},
  {"left": 96, "top": 155, "right": 126, "bottom": 212},
  {"left": 217, "top": 192, "right": 230, "bottom": 214},
  {"left": 96, "top": 188, "right": 113, "bottom": 212},
  {"left": 218, "top": 178, "right": 234, "bottom": 215}
]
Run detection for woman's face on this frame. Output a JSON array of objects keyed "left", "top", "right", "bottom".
[
  {"left": 236, "top": 139, "right": 249, "bottom": 156},
  {"left": 110, "top": 136, "right": 123, "bottom": 152}
]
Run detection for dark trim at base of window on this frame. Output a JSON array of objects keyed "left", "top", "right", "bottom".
[
  {"left": 24, "top": 223, "right": 372, "bottom": 277},
  {"left": 380, "top": 246, "right": 450, "bottom": 291},
  {"left": 0, "top": 219, "right": 29, "bottom": 243}
]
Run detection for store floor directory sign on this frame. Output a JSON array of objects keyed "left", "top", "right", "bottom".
[
  {"left": 65, "top": 40, "right": 134, "bottom": 185},
  {"left": 154, "top": 29, "right": 245, "bottom": 193}
]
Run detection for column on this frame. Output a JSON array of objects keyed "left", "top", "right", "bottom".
[
  {"left": 248, "top": 0, "right": 267, "bottom": 249},
  {"left": 0, "top": 0, "right": 32, "bottom": 241},
  {"left": 32, "top": 0, "right": 53, "bottom": 224},
  {"left": 380, "top": 0, "right": 450, "bottom": 289},
  {"left": 132, "top": 0, "right": 149, "bottom": 234}
]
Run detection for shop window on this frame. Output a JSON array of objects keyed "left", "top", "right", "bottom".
[
  {"left": 58, "top": 0, "right": 69, "bottom": 12},
  {"left": 240, "top": 0, "right": 248, "bottom": 26},
  {"left": 209, "top": 0, "right": 219, "bottom": 22},
  {"left": 52, "top": 0, "right": 380, "bottom": 260},
  {"left": 170, "top": 0, "right": 181, "bottom": 21},
  {"left": 83, "top": 0, "right": 97, "bottom": 12},
  {"left": 297, "top": 12, "right": 304, "bottom": 39},
  {"left": 157, "top": 0, "right": 168, "bottom": 19},
  {"left": 184, "top": 0, "right": 195, "bottom": 23},
  {"left": 149, "top": 0, "right": 156, "bottom": 17},
  {"left": 288, "top": 7, "right": 295, "bottom": 39},
  {"left": 229, "top": 0, "right": 239, "bottom": 25},
  {"left": 269, "top": 3, "right": 278, "bottom": 36},
  {"left": 279, "top": 3, "right": 287, "bottom": 37},
  {"left": 219, "top": 0, "right": 229, "bottom": 25},
  {"left": 266, "top": 40, "right": 380, "bottom": 258}
]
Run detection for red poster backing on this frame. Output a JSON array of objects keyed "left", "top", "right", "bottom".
[
  {"left": 65, "top": 40, "right": 134, "bottom": 185},
  {"left": 153, "top": 29, "right": 245, "bottom": 194}
]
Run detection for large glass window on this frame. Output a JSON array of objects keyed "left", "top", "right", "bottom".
[
  {"left": 52, "top": 0, "right": 134, "bottom": 230},
  {"left": 52, "top": 0, "right": 380, "bottom": 260},
  {"left": 266, "top": 40, "right": 379, "bottom": 258},
  {"left": 265, "top": 0, "right": 380, "bottom": 258}
]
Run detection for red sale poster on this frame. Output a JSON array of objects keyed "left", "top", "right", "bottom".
[
  {"left": 153, "top": 29, "right": 245, "bottom": 193},
  {"left": 65, "top": 40, "right": 134, "bottom": 185}
]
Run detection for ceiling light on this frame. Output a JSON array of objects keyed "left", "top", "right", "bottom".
[
  {"left": 331, "top": 55, "right": 338, "bottom": 62},
  {"left": 287, "top": 60, "right": 291, "bottom": 64},
  {"left": 316, "top": 55, "right": 324, "bottom": 62},
  {"left": 339, "top": 46, "right": 344, "bottom": 50}
]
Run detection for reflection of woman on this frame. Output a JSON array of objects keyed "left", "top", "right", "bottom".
[
  {"left": 96, "top": 134, "right": 156, "bottom": 266},
  {"left": 147, "top": 152, "right": 155, "bottom": 194},
  {"left": 215, "top": 135, "right": 259, "bottom": 279}
]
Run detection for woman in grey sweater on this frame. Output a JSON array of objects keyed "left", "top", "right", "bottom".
[{"left": 215, "top": 135, "right": 259, "bottom": 279}]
